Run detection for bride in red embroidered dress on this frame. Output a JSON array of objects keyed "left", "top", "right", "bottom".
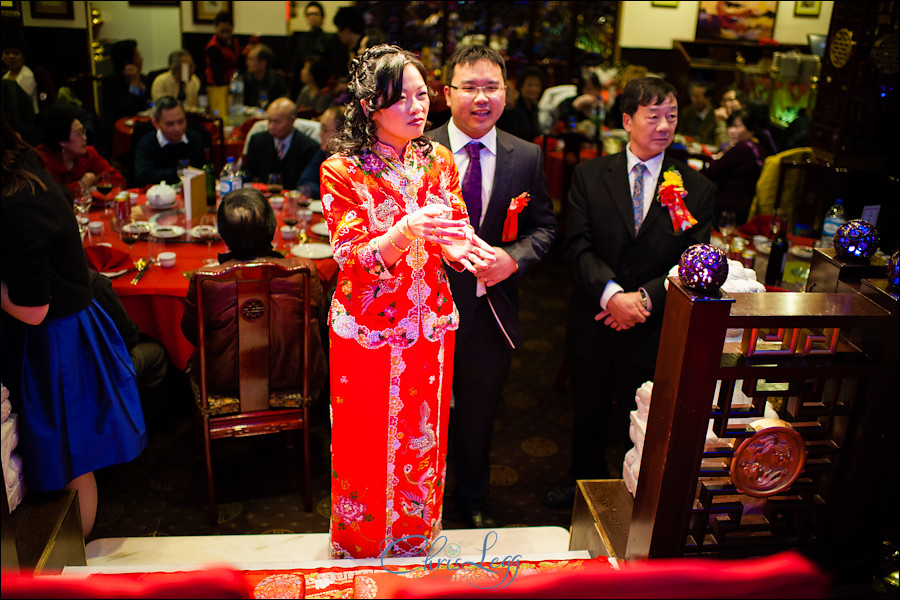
[{"left": 321, "top": 45, "right": 496, "bottom": 558}]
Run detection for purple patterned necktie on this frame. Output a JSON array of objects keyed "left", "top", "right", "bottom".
[
  {"left": 462, "top": 141, "right": 484, "bottom": 230},
  {"left": 277, "top": 139, "right": 286, "bottom": 160}
]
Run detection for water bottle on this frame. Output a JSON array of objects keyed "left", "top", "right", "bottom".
[
  {"left": 219, "top": 156, "right": 238, "bottom": 196},
  {"left": 228, "top": 72, "right": 244, "bottom": 117},
  {"left": 820, "top": 198, "right": 846, "bottom": 249}
]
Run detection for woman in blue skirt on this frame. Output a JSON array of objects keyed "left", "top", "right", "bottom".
[{"left": 1, "top": 116, "right": 147, "bottom": 537}]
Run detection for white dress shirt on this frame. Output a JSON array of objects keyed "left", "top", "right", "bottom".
[{"left": 445, "top": 119, "right": 498, "bottom": 228}]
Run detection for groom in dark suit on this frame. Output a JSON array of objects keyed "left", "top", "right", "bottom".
[
  {"left": 243, "top": 97, "right": 319, "bottom": 188},
  {"left": 430, "top": 45, "right": 557, "bottom": 528},
  {"left": 545, "top": 77, "right": 714, "bottom": 509}
]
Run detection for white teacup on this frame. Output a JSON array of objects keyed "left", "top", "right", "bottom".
[
  {"left": 157, "top": 251, "right": 176, "bottom": 268},
  {"left": 88, "top": 221, "right": 104, "bottom": 235},
  {"left": 280, "top": 225, "right": 297, "bottom": 240},
  {"left": 270, "top": 195, "right": 284, "bottom": 210}
]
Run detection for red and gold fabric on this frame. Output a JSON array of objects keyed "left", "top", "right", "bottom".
[{"left": 321, "top": 141, "right": 468, "bottom": 559}]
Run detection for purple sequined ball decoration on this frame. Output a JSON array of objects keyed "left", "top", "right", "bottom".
[
  {"left": 834, "top": 219, "right": 879, "bottom": 260},
  {"left": 678, "top": 244, "right": 729, "bottom": 292},
  {"left": 888, "top": 252, "right": 899, "bottom": 289}
]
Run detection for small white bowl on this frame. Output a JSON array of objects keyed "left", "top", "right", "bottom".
[
  {"left": 280, "top": 225, "right": 297, "bottom": 240},
  {"left": 269, "top": 196, "right": 284, "bottom": 210},
  {"left": 157, "top": 251, "right": 176, "bottom": 268},
  {"left": 88, "top": 221, "right": 104, "bottom": 235}
]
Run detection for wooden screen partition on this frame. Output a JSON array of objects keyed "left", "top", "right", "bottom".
[{"left": 625, "top": 278, "right": 897, "bottom": 575}]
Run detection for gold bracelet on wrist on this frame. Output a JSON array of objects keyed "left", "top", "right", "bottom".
[
  {"left": 398, "top": 218, "right": 416, "bottom": 240},
  {"left": 387, "top": 233, "right": 407, "bottom": 253}
]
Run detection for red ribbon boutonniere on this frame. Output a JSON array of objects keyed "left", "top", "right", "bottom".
[
  {"left": 502, "top": 192, "right": 530, "bottom": 242},
  {"left": 657, "top": 168, "right": 698, "bottom": 232}
]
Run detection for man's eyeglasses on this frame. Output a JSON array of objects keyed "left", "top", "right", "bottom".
[{"left": 448, "top": 84, "right": 506, "bottom": 97}]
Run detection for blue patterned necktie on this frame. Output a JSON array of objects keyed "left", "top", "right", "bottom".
[
  {"left": 277, "top": 139, "right": 286, "bottom": 161},
  {"left": 462, "top": 141, "right": 484, "bottom": 230},
  {"left": 632, "top": 163, "right": 647, "bottom": 234}
]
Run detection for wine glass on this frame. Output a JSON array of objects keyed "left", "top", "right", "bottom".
[
  {"left": 75, "top": 188, "right": 92, "bottom": 239},
  {"left": 283, "top": 194, "right": 299, "bottom": 234},
  {"left": 298, "top": 184, "right": 312, "bottom": 208},
  {"left": 718, "top": 211, "right": 737, "bottom": 258},
  {"left": 96, "top": 173, "right": 113, "bottom": 214},
  {"left": 176, "top": 159, "right": 190, "bottom": 186},
  {"left": 119, "top": 216, "right": 141, "bottom": 263},
  {"left": 266, "top": 173, "right": 283, "bottom": 196},
  {"left": 198, "top": 214, "right": 218, "bottom": 265}
]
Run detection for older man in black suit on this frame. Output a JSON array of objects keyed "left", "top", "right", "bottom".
[
  {"left": 430, "top": 45, "right": 557, "bottom": 528},
  {"left": 243, "top": 97, "right": 319, "bottom": 188},
  {"left": 545, "top": 77, "right": 714, "bottom": 509}
]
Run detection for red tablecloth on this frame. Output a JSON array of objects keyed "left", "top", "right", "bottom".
[{"left": 85, "top": 186, "right": 336, "bottom": 371}]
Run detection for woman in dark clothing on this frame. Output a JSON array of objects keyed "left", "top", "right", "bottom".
[
  {"left": 498, "top": 67, "right": 544, "bottom": 142},
  {"left": 701, "top": 109, "right": 766, "bottom": 225},
  {"left": 1, "top": 116, "right": 147, "bottom": 537}
]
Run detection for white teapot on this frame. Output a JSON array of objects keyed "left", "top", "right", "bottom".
[{"left": 146, "top": 183, "right": 177, "bottom": 207}]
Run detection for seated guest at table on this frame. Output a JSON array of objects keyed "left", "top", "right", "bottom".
[
  {"left": 296, "top": 104, "right": 345, "bottom": 197},
  {"left": 701, "top": 109, "right": 765, "bottom": 225},
  {"left": 295, "top": 55, "right": 335, "bottom": 116},
  {"left": 35, "top": 105, "right": 125, "bottom": 201},
  {"left": 242, "top": 44, "right": 287, "bottom": 109},
  {"left": 676, "top": 81, "right": 716, "bottom": 144},
  {"left": 204, "top": 11, "right": 241, "bottom": 87},
  {"left": 244, "top": 97, "right": 318, "bottom": 188},
  {"left": 1, "top": 116, "right": 147, "bottom": 537},
  {"left": 101, "top": 40, "right": 149, "bottom": 141},
  {"left": 180, "top": 188, "right": 328, "bottom": 400},
  {"left": 556, "top": 69, "right": 604, "bottom": 129},
  {"left": 88, "top": 271, "right": 168, "bottom": 427},
  {"left": 497, "top": 66, "right": 544, "bottom": 143},
  {"left": 134, "top": 96, "right": 207, "bottom": 187},
  {"left": 712, "top": 87, "right": 745, "bottom": 150},
  {"left": 151, "top": 49, "right": 202, "bottom": 107}
]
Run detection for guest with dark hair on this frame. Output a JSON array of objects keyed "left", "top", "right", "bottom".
[
  {"left": 2, "top": 116, "right": 147, "bottom": 538},
  {"left": 295, "top": 55, "right": 335, "bottom": 115},
  {"left": 545, "top": 76, "right": 714, "bottom": 510},
  {"left": 677, "top": 81, "right": 716, "bottom": 144},
  {"left": 2, "top": 40, "right": 38, "bottom": 114},
  {"left": 290, "top": 1, "right": 332, "bottom": 94},
  {"left": 557, "top": 69, "right": 604, "bottom": 128},
  {"left": 35, "top": 105, "right": 125, "bottom": 201},
  {"left": 296, "top": 104, "right": 345, "bottom": 196},
  {"left": 745, "top": 100, "right": 779, "bottom": 157},
  {"left": 180, "top": 187, "right": 328, "bottom": 401},
  {"left": 713, "top": 87, "right": 745, "bottom": 149},
  {"left": 322, "top": 5, "right": 365, "bottom": 82},
  {"left": 497, "top": 66, "right": 544, "bottom": 142},
  {"left": 242, "top": 44, "right": 287, "bottom": 109},
  {"left": 204, "top": 11, "right": 242, "bottom": 87},
  {"left": 322, "top": 44, "right": 495, "bottom": 558},
  {"left": 102, "top": 40, "right": 149, "bottom": 127},
  {"left": 151, "top": 49, "right": 202, "bottom": 107},
  {"left": 133, "top": 96, "right": 207, "bottom": 187},
  {"left": 702, "top": 108, "right": 766, "bottom": 225}
]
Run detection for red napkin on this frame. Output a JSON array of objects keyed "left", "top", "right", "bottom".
[{"left": 85, "top": 245, "right": 131, "bottom": 273}]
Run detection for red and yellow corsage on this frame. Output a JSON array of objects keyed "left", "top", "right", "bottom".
[
  {"left": 658, "top": 168, "right": 698, "bottom": 232},
  {"left": 502, "top": 192, "right": 530, "bottom": 242}
]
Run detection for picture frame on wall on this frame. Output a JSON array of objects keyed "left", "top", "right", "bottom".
[
  {"left": 29, "top": 0, "right": 74, "bottom": 20},
  {"left": 794, "top": 1, "right": 822, "bottom": 17},
  {"left": 193, "top": 0, "right": 231, "bottom": 25}
]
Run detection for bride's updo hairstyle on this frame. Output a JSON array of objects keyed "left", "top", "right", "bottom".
[{"left": 330, "top": 44, "right": 434, "bottom": 157}]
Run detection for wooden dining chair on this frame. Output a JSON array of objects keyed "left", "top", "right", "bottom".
[{"left": 192, "top": 261, "right": 313, "bottom": 525}]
